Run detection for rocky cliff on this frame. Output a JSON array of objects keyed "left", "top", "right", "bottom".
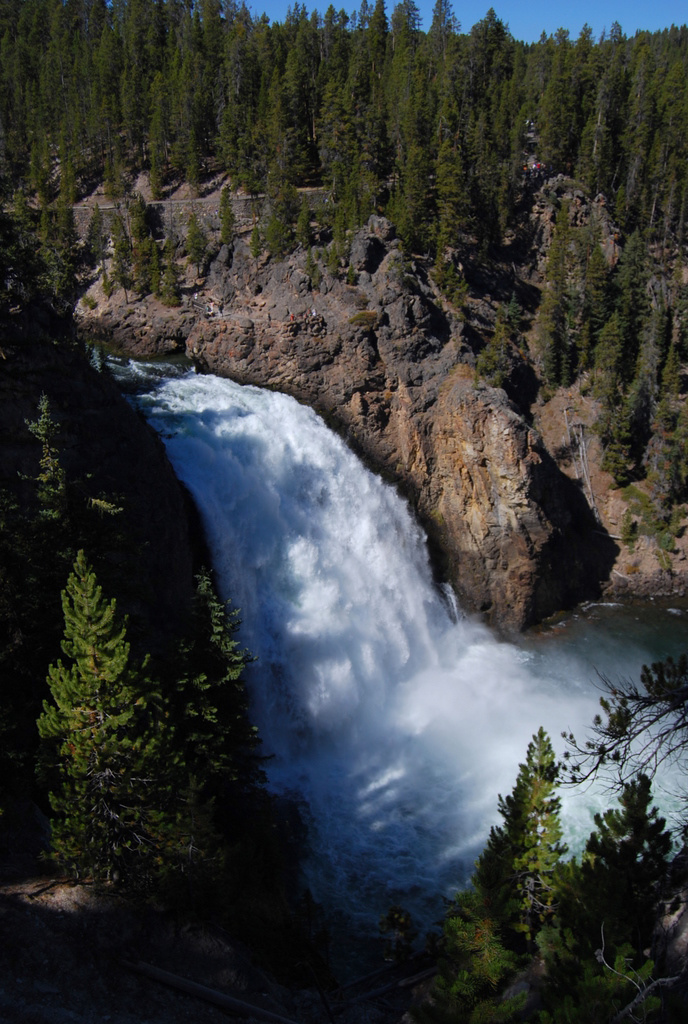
[
  {"left": 164, "top": 213, "right": 617, "bottom": 632},
  {"left": 81, "top": 182, "right": 684, "bottom": 630}
]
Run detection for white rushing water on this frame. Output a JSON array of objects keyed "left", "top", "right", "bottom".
[{"left": 122, "top": 362, "right": 687, "bottom": 951}]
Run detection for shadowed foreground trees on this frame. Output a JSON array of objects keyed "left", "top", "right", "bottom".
[
  {"left": 37, "top": 550, "right": 161, "bottom": 881},
  {"left": 419, "top": 691, "right": 687, "bottom": 1024},
  {"left": 37, "top": 551, "right": 261, "bottom": 896},
  {"left": 563, "top": 654, "right": 688, "bottom": 794}
]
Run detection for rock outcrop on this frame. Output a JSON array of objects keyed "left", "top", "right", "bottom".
[{"left": 179, "top": 216, "right": 615, "bottom": 631}]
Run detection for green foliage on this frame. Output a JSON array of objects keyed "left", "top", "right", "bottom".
[
  {"left": 305, "top": 247, "right": 321, "bottom": 290},
  {"left": 110, "top": 213, "right": 133, "bottom": 301},
  {"left": 474, "top": 728, "right": 566, "bottom": 947},
  {"left": 161, "top": 238, "right": 181, "bottom": 306},
  {"left": 250, "top": 224, "right": 262, "bottom": 259},
  {"left": 296, "top": 197, "right": 312, "bottom": 250},
  {"left": 619, "top": 484, "right": 684, "bottom": 552},
  {"left": 476, "top": 316, "right": 511, "bottom": 389},
  {"left": 419, "top": 731, "right": 564, "bottom": 1023},
  {"left": 536, "top": 946, "right": 661, "bottom": 1024},
  {"left": 620, "top": 509, "right": 638, "bottom": 548},
  {"left": 36, "top": 553, "right": 262, "bottom": 899},
  {"left": 85, "top": 204, "right": 106, "bottom": 269},
  {"left": 186, "top": 211, "right": 207, "bottom": 275},
  {"left": 416, "top": 888, "right": 525, "bottom": 1024},
  {"left": 219, "top": 185, "right": 235, "bottom": 248},
  {"left": 538, "top": 776, "right": 672, "bottom": 1018},
  {"left": 348, "top": 310, "right": 378, "bottom": 327},
  {"left": 37, "top": 551, "right": 161, "bottom": 882},
  {"left": 26, "top": 394, "right": 67, "bottom": 527},
  {"left": 564, "top": 652, "right": 688, "bottom": 801},
  {"left": 2, "top": 4, "right": 684, "bottom": 248},
  {"left": 539, "top": 203, "right": 574, "bottom": 387},
  {"left": 265, "top": 214, "right": 292, "bottom": 258},
  {"left": 581, "top": 776, "right": 671, "bottom": 948},
  {"left": 164, "top": 569, "right": 262, "bottom": 795}
]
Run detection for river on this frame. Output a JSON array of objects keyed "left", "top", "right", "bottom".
[{"left": 113, "top": 357, "right": 688, "bottom": 967}]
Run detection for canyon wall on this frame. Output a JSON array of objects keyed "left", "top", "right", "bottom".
[
  {"left": 173, "top": 216, "right": 616, "bottom": 631},
  {"left": 0, "top": 329, "right": 197, "bottom": 648}
]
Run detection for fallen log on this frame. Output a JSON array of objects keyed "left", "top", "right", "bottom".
[{"left": 120, "top": 959, "right": 301, "bottom": 1024}]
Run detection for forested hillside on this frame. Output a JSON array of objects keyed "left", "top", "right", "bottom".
[
  {"left": 2, "top": 0, "right": 687, "bottom": 244},
  {"left": 2, "top": 1, "right": 688, "bottom": 532}
]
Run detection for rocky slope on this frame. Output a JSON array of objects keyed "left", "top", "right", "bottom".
[{"left": 76, "top": 180, "right": 688, "bottom": 630}]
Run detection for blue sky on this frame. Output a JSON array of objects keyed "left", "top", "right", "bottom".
[{"left": 247, "top": 1, "right": 687, "bottom": 43}]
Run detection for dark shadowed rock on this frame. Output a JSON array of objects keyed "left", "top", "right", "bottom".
[{"left": 0, "top": 335, "right": 196, "bottom": 649}]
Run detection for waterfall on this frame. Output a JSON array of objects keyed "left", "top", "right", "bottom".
[{"left": 122, "top": 362, "right": 685, "bottom": 954}]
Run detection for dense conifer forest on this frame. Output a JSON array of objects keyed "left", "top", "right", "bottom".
[
  {"left": 2, "top": 0, "right": 688, "bottom": 524},
  {"left": 2, "top": 0, "right": 687, "bottom": 245},
  {"left": 2, "top": 2, "right": 688, "bottom": 1020}
]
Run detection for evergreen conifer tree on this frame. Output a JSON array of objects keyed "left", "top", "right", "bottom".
[
  {"left": 473, "top": 727, "right": 566, "bottom": 946},
  {"left": 580, "top": 774, "right": 672, "bottom": 953},
  {"left": 539, "top": 775, "right": 673, "bottom": 1017},
  {"left": 167, "top": 570, "right": 261, "bottom": 796},
  {"left": 161, "top": 237, "right": 181, "bottom": 305},
  {"left": 86, "top": 203, "right": 105, "bottom": 269},
  {"left": 539, "top": 203, "right": 573, "bottom": 386},
  {"left": 186, "top": 210, "right": 207, "bottom": 275},
  {"left": 296, "top": 196, "right": 312, "bottom": 249},
  {"left": 219, "top": 185, "right": 235, "bottom": 248},
  {"left": 250, "top": 223, "right": 262, "bottom": 259},
  {"left": 37, "top": 551, "right": 161, "bottom": 882},
  {"left": 417, "top": 886, "right": 526, "bottom": 1024},
  {"left": 111, "top": 213, "right": 133, "bottom": 302}
]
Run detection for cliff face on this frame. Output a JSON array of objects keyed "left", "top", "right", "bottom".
[
  {"left": 179, "top": 216, "right": 615, "bottom": 631},
  {"left": 0, "top": 332, "right": 196, "bottom": 648}
]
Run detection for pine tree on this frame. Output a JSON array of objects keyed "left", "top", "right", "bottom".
[
  {"left": 539, "top": 203, "right": 573, "bottom": 386},
  {"left": 580, "top": 774, "right": 671, "bottom": 953},
  {"left": 149, "top": 239, "right": 161, "bottom": 297},
  {"left": 161, "top": 237, "right": 181, "bottom": 306},
  {"left": 417, "top": 887, "right": 526, "bottom": 1024},
  {"left": 167, "top": 570, "right": 261, "bottom": 795},
  {"left": 186, "top": 210, "right": 207, "bottom": 276},
  {"left": 476, "top": 314, "right": 511, "bottom": 389},
  {"left": 296, "top": 196, "right": 312, "bottom": 249},
  {"left": 579, "top": 243, "right": 608, "bottom": 369},
  {"left": 473, "top": 727, "right": 566, "bottom": 946},
  {"left": 86, "top": 203, "right": 106, "bottom": 269},
  {"left": 250, "top": 223, "right": 262, "bottom": 259},
  {"left": 37, "top": 551, "right": 161, "bottom": 882},
  {"left": 150, "top": 570, "right": 262, "bottom": 903},
  {"left": 540, "top": 775, "right": 673, "bottom": 1016},
  {"left": 219, "top": 184, "right": 235, "bottom": 248},
  {"left": 26, "top": 394, "right": 67, "bottom": 529},
  {"left": 111, "top": 213, "right": 133, "bottom": 302}
]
